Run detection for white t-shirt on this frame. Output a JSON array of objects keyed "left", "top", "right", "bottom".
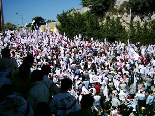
[
  {"left": 119, "top": 91, "right": 127, "bottom": 102},
  {"left": 94, "top": 95, "right": 101, "bottom": 106}
]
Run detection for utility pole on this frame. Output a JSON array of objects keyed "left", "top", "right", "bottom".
[{"left": 0, "top": 0, "right": 4, "bottom": 32}]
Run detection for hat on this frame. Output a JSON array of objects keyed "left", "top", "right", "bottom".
[
  {"left": 132, "top": 109, "right": 136, "bottom": 112},
  {"left": 141, "top": 107, "right": 145, "bottom": 110}
]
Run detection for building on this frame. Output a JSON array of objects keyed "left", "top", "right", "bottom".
[{"left": 40, "top": 21, "right": 60, "bottom": 34}]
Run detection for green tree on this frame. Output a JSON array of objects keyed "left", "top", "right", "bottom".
[
  {"left": 84, "top": 11, "right": 101, "bottom": 40},
  {"left": 46, "top": 20, "right": 52, "bottom": 23},
  {"left": 56, "top": 10, "right": 101, "bottom": 40},
  {"left": 149, "top": 20, "right": 155, "bottom": 44},
  {"left": 26, "top": 23, "right": 32, "bottom": 27},
  {"left": 4, "top": 22, "right": 17, "bottom": 30},
  {"left": 32, "top": 16, "right": 45, "bottom": 29},
  {"left": 128, "top": 20, "right": 155, "bottom": 45},
  {"left": 101, "top": 16, "right": 128, "bottom": 42},
  {"left": 126, "top": 0, "right": 155, "bottom": 15},
  {"left": 89, "top": 0, "right": 116, "bottom": 17},
  {"left": 81, "top": 0, "right": 90, "bottom": 7},
  {"left": 56, "top": 9, "right": 129, "bottom": 42},
  {"left": 51, "top": 20, "right": 56, "bottom": 22}
]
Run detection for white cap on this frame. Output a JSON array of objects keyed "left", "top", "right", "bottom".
[{"left": 133, "top": 109, "right": 136, "bottom": 112}]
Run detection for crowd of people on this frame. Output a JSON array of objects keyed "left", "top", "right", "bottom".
[{"left": 0, "top": 29, "right": 155, "bottom": 116}]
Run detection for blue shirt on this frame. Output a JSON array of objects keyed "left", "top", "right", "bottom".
[
  {"left": 136, "top": 93, "right": 145, "bottom": 100},
  {"left": 146, "top": 95, "right": 154, "bottom": 105}
]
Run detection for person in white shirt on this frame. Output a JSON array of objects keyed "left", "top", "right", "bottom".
[
  {"left": 135, "top": 90, "right": 145, "bottom": 113},
  {"left": 94, "top": 92, "right": 101, "bottom": 106},
  {"left": 110, "top": 106, "right": 118, "bottom": 116},
  {"left": 119, "top": 90, "right": 127, "bottom": 102},
  {"left": 146, "top": 90, "right": 154, "bottom": 115},
  {"left": 27, "top": 70, "right": 50, "bottom": 110},
  {"left": 111, "top": 94, "right": 120, "bottom": 108},
  {"left": 41, "top": 65, "right": 59, "bottom": 95}
]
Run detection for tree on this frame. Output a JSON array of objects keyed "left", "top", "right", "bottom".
[
  {"left": 81, "top": 0, "right": 90, "bottom": 7},
  {"left": 56, "top": 9, "right": 129, "bottom": 41},
  {"left": 46, "top": 20, "right": 52, "bottom": 23},
  {"left": 26, "top": 23, "right": 32, "bottom": 27},
  {"left": 4, "top": 22, "right": 17, "bottom": 30},
  {"left": 88, "top": 0, "right": 116, "bottom": 17},
  {"left": 126, "top": 0, "right": 155, "bottom": 15},
  {"left": 128, "top": 20, "right": 155, "bottom": 45},
  {"left": 32, "top": 16, "right": 45, "bottom": 30},
  {"left": 101, "top": 16, "right": 128, "bottom": 42},
  {"left": 56, "top": 10, "right": 101, "bottom": 40}
]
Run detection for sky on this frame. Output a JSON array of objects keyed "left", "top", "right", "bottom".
[{"left": 3, "top": 0, "right": 83, "bottom": 26}]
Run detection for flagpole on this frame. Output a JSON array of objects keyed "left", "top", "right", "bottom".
[
  {"left": 130, "top": 8, "right": 132, "bottom": 21},
  {"left": 0, "top": 0, "right": 4, "bottom": 32}
]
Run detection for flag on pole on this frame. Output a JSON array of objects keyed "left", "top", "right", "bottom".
[
  {"left": 32, "top": 20, "right": 35, "bottom": 25},
  {"left": 104, "top": 38, "right": 106, "bottom": 45},
  {"left": 127, "top": 39, "right": 130, "bottom": 46},
  {"left": 81, "top": 86, "right": 89, "bottom": 95}
]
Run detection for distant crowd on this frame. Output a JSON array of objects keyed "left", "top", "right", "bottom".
[{"left": 0, "top": 29, "right": 155, "bottom": 116}]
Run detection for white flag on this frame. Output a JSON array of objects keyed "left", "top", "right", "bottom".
[
  {"left": 82, "top": 86, "right": 89, "bottom": 95},
  {"left": 89, "top": 74, "right": 101, "bottom": 83},
  {"left": 32, "top": 20, "right": 35, "bottom": 25},
  {"left": 104, "top": 85, "right": 109, "bottom": 101}
]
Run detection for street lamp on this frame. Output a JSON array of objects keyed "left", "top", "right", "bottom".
[{"left": 16, "top": 12, "right": 23, "bottom": 26}]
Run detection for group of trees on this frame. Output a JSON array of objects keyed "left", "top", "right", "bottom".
[
  {"left": 56, "top": 0, "right": 155, "bottom": 44},
  {"left": 56, "top": 10, "right": 128, "bottom": 42},
  {"left": 4, "top": 16, "right": 55, "bottom": 31},
  {"left": 129, "top": 20, "right": 155, "bottom": 45},
  {"left": 126, "top": 0, "right": 155, "bottom": 15},
  {"left": 4, "top": 22, "right": 17, "bottom": 31},
  {"left": 81, "top": 0, "right": 116, "bottom": 17},
  {"left": 81, "top": 0, "right": 155, "bottom": 16}
]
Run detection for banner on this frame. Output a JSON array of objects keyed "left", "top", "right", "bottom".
[
  {"left": 89, "top": 74, "right": 101, "bottom": 83},
  {"left": 128, "top": 47, "right": 139, "bottom": 60}
]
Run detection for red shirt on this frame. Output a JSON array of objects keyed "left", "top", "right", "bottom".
[{"left": 95, "top": 85, "right": 100, "bottom": 93}]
